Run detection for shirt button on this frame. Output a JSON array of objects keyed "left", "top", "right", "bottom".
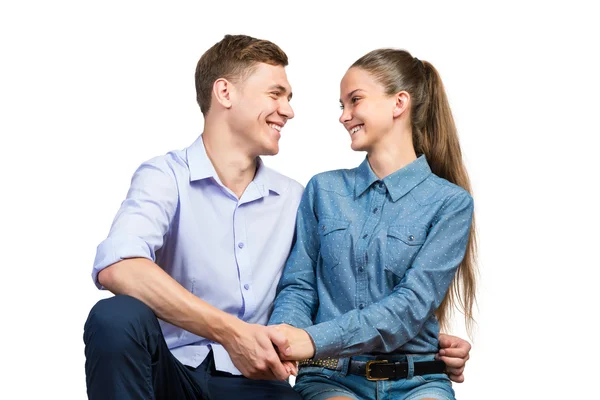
[
  {"left": 244, "top": 284, "right": 250, "bottom": 290},
  {"left": 378, "top": 182, "right": 384, "bottom": 188},
  {"left": 322, "top": 225, "right": 326, "bottom": 232},
  {"left": 373, "top": 208, "right": 378, "bottom": 214},
  {"left": 358, "top": 266, "right": 364, "bottom": 273},
  {"left": 238, "top": 242, "right": 244, "bottom": 249},
  {"left": 362, "top": 234, "right": 368, "bottom": 239},
  {"left": 359, "top": 303, "right": 365, "bottom": 309},
  {"left": 408, "top": 235, "right": 415, "bottom": 242}
]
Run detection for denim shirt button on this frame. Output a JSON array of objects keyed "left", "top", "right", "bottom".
[
  {"left": 358, "top": 303, "right": 365, "bottom": 309},
  {"left": 408, "top": 235, "right": 415, "bottom": 241}
]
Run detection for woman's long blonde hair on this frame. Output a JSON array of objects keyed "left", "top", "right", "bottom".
[{"left": 352, "top": 49, "right": 478, "bottom": 335}]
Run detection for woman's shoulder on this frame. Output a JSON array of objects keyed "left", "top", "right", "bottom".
[
  {"left": 415, "top": 173, "right": 473, "bottom": 205},
  {"left": 305, "top": 168, "right": 356, "bottom": 195}
]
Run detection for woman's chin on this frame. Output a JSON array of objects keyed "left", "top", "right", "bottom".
[{"left": 350, "top": 138, "right": 366, "bottom": 152}]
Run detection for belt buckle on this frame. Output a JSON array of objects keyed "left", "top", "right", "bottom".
[{"left": 366, "top": 360, "right": 389, "bottom": 381}]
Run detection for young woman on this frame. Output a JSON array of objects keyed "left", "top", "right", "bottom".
[{"left": 269, "top": 49, "right": 477, "bottom": 400}]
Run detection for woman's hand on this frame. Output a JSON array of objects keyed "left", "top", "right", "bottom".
[
  {"left": 437, "top": 333, "right": 471, "bottom": 383},
  {"left": 270, "top": 323, "right": 316, "bottom": 361}
]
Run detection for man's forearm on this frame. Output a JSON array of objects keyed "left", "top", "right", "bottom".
[{"left": 98, "top": 257, "right": 240, "bottom": 344}]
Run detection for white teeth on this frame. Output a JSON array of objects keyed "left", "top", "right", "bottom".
[
  {"left": 269, "top": 123, "right": 282, "bottom": 132},
  {"left": 350, "top": 125, "right": 363, "bottom": 134}
]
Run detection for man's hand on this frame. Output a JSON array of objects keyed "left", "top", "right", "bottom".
[
  {"left": 221, "top": 322, "right": 292, "bottom": 380},
  {"left": 272, "top": 323, "right": 316, "bottom": 361},
  {"left": 437, "top": 333, "right": 471, "bottom": 383}
]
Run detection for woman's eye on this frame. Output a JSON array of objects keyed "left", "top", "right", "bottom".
[{"left": 351, "top": 97, "right": 359, "bottom": 103}]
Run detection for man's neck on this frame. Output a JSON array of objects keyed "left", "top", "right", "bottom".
[{"left": 202, "top": 126, "right": 258, "bottom": 200}]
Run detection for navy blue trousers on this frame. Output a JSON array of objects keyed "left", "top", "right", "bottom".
[{"left": 84, "top": 295, "right": 301, "bottom": 400}]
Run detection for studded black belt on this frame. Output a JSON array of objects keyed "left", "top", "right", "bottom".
[{"left": 298, "top": 357, "right": 446, "bottom": 381}]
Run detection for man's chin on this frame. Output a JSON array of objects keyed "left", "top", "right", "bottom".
[
  {"left": 263, "top": 147, "right": 279, "bottom": 156},
  {"left": 257, "top": 142, "right": 279, "bottom": 156}
]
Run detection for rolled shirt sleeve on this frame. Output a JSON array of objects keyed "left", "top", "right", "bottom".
[{"left": 92, "top": 158, "right": 178, "bottom": 288}]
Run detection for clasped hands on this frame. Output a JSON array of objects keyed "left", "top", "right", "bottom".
[{"left": 221, "top": 322, "right": 314, "bottom": 381}]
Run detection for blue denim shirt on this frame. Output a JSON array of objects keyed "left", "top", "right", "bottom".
[{"left": 269, "top": 156, "right": 473, "bottom": 359}]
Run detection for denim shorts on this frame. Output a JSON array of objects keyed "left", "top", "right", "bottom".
[{"left": 293, "top": 354, "right": 454, "bottom": 400}]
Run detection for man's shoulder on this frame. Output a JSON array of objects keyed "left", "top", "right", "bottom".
[{"left": 136, "top": 148, "right": 189, "bottom": 178}]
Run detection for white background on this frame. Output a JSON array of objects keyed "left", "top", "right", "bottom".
[{"left": 1, "top": 1, "right": 598, "bottom": 398}]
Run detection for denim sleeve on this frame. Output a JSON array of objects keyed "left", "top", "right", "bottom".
[
  {"left": 268, "top": 178, "right": 320, "bottom": 329},
  {"left": 91, "top": 158, "right": 178, "bottom": 289},
  {"left": 305, "top": 191, "right": 474, "bottom": 359}
]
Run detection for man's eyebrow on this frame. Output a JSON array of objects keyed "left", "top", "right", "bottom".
[
  {"left": 269, "top": 84, "right": 293, "bottom": 100},
  {"left": 339, "top": 89, "right": 363, "bottom": 103}
]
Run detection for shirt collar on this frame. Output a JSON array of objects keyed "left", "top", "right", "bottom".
[
  {"left": 187, "top": 134, "right": 217, "bottom": 182},
  {"left": 250, "top": 157, "right": 283, "bottom": 196},
  {"left": 186, "top": 134, "right": 282, "bottom": 196},
  {"left": 354, "top": 155, "right": 432, "bottom": 202},
  {"left": 354, "top": 157, "right": 381, "bottom": 199}
]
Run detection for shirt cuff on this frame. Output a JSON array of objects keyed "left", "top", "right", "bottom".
[
  {"left": 268, "top": 308, "right": 297, "bottom": 326},
  {"left": 304, "top": 320, "right": 343, "bottom": 359},
  {"left": 92, "top": 235, "right": 153, "bottom": 289},
  {"left": 268, "top": 307, "right": 314, "bottom": 329}
]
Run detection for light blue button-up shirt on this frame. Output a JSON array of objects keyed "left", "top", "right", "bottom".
[
  {"left": 269, "top": 156, "right": 473, "bottom": 358},
  {"left": 92, "top": 135, "right": 304, "bottom": 374}
]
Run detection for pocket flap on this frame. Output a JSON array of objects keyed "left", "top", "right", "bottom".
[
  {"left": 387, "top": 225, "right": 427, "bottom": 245},
  {"left": 318, "top": 217, "right": 350, "bottom": 236}
]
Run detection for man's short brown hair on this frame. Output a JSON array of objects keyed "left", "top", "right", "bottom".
[{"left": 195, "top": 35, "right": 289, "bottom": 115}]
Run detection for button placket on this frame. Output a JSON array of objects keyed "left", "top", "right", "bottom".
[
  {"left": 356, "top": 187, "right": 384, "bottom": 311},
  {"left": 234, "top": 206, "right": 253, "bottom": 317}
]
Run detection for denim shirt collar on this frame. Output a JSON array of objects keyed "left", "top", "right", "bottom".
[
  {"left": 186, "top": 134, "right": 282, "bottom": 196},
  {"left": 354, "top": 155, "right": 432, "bottom": 202}
]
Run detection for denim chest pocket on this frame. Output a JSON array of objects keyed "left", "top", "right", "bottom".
[
  {"left": 385, "top": 225, "right": 428, "bottom": 278},
  {"left": 318, "top": 217, "right": 350, "bottom": 267}
]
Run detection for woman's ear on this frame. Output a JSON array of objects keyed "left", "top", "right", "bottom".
[{"left": 393, "top": 91, "right": 410, "bottom": 118}]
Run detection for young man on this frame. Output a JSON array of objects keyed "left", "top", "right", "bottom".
[{"left": 84, "top": 34, "right": 470, "bottom": 400}]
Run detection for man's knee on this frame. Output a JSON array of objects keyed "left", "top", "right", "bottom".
[{"left": 84, "top": 295, "right": 155, "bottom": 347}]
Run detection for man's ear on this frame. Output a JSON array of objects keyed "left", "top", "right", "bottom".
[
  {"left": 213, "top": 78, "right": 233, "bottom": 109},
  {"left": 393, "top": 91, "right": 410, "bottom": 118}
]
